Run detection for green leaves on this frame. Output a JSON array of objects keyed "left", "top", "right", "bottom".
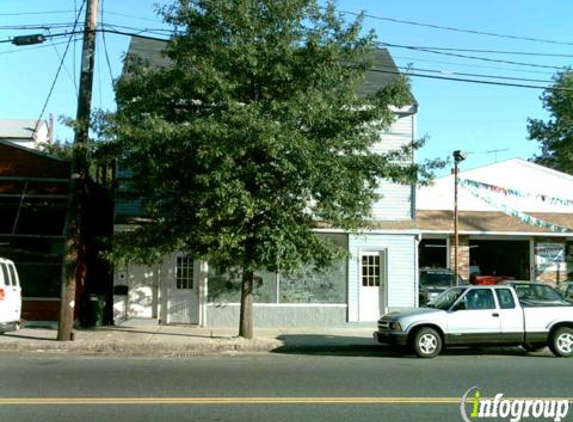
[
  {"left": 528, "top": 68, "right": 573, "bottom": 173},
  {"left": 110, "top": 0, "right": 427, "bottom": 274}
]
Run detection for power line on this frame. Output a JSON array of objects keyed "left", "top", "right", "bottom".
[
  {"left": 47, "top": 29, "right": 79, "bottom": 95},
  {"left": 0, "top": 30, "right": 83, "bottom": 44},
  {"left": 34, "top": 0, "right": 87, "bottom": 134},
  {"left": 340, "top": 9, "right": 573, "bottom": 46},
  {"left": 394, "top": 45, "right": 573, "bottom": 58},
  {"left": 100, "top": 0, "right": 117, "bottom": 87},
  {"left": 378, "top": 41, "right": 567, "bottom": 71},
  {"left": 99, "top": 22, "right": 173, "bottom": 37},
  {"left": 392, "top": 65, "right": 553, "bottom": 84},
  {"left": 0, "top": 10, "right": 76, "bottom": 17},
  {"left": 392, "top": 54, "right": 555, "bottom": 76},
  {"left": 105, "top": 10, "right": 164, "bottom": 24},
  {"left": 0, "top": 22, "right": 79, "bottom": 30},
  {"left": 370, "top": 66, "right": 573, "bottom": 91},
  {"left": 0, "top": 38, "right": 79, "bottom": 55},
  {"left": 97, "top": 26, "right": 170, "bottom": 41}
]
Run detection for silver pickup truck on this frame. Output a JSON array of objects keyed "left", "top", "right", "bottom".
[{"left": 373, "top": 284, "right": 573, "bottom": 358}]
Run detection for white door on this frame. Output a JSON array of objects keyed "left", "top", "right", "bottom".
[
  {"left": 446, "top": 288, "right": 500, "bottom": 344},
  {"left": 359, "top": 251, "right": 387, "bottom": 321},
  {"left": 163, "top": 254, "right": 199, "bottom": 324},
  {"left": 0, "top": 259, "right": 21, "bottom": 325}
]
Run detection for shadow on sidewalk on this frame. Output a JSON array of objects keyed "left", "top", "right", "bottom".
[{"left": 271, "top": 334, "right": 540, "bottom": 358}]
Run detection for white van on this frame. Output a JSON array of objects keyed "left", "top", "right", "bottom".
[{"left": 0, "top": 258, "right": 22, "bottom": 332}]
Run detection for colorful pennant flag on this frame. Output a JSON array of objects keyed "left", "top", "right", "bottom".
[{"left": 459, "top": 179, "right": 571, "bottom": 233}]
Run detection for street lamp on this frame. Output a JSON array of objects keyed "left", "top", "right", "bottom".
[{"left": 453, "top": 150, "right": 467, "bottom": 286}]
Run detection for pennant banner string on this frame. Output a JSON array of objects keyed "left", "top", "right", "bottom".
[
  {"left": 459, "top": 178, "right": 573, "bottom": 207},
  {"left": 460, "top": 181, "right": 572, "bottom": 233}
]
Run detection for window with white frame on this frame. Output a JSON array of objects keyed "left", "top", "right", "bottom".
[
  {"left": 176, "top": 256, "right": 194, "bottom": 289},
  {"left": 361, "top": 254, "right": 381, "bottom": 287}
]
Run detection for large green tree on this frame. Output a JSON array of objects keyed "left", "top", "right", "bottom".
[
  {"left": 111, "top": 0, "right": 431, "bottom": 338},
  {"left": 528, "top": 68, "right": 573, "bottom": 173}
]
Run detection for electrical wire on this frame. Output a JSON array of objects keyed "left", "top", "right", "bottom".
[
  {"left": 392, "top": 45, "right": 573, "bottom": 58},
  {"left": 369, "top": 66, "right": 573, "bottom": 92},
  {"left": 0, "top": 22, "right": 79, "bottom": 30},
  {"left": 47, "top": 29, "right": 78, "bottom": 95},
  {"left": 0, "top": 10, "right": 76, "bottom": 16},
  {"left": 377, "top": 41, "right": 566, "bottom": 71},
  {"left": 100, "top": 0, "right": 117, "bottom": 89},
  {"left": 339, "top": 9, "right": 573, "bottom": 47},
  {"left": 33, "top": 0, "right": 86, "bottom": 134},
  {"left": 392, "top": 65, "right": 553, "bottom": 84},
  {"left": 0, "top": 37, "right": 80, "bottom": 55},
  {"left": 392, "top": 55, "right": 555, "bottom": 76},
  {"left": 105, "top": 10, "right": 164, "bottom": 24}
]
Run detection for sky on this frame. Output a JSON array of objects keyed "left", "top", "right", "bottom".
[{"left": 1, "top": 0, "right": 572, "bottom": 176}]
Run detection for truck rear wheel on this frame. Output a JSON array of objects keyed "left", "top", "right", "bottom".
[
  {"left": 412, "top": 327, "right": 442, "bottom": 358},
  {"left": 550, "top": 327, "right": 573, "bottom": 357}
]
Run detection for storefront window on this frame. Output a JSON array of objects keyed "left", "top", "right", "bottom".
[
  {"left": 279, "top": 258, "right": 347, "bottom": 303},
  {"left": 207, "top": 233, "right": 347, "bottom": 304},
  {"left": 207, "top": 267, "right": 276, "bottom": 303}
]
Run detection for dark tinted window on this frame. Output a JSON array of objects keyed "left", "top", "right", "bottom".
[
  {"left": 420, "top": 271, "right": 454, "bottom": 287},
  {"left": 496, "top": 289, "right": 515, "bottom": 309},
  {"left": 0, "top": 264, "right": 8, "bottom": 287},
  {"left": 513, "top": 283, "right": 563, "bottom": 301},
  {"left": 465, "top": 289, "right": 496, "bottom": 310}
]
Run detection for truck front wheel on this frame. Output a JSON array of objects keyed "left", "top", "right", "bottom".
[
  {"left": 412, "top": 327, "right": 442, "bottom": 358},
  {"left": 550, "top": 327, "right": 573, "bottom": 357}
]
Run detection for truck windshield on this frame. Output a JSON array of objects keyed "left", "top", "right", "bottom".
[{"left": 428, "top": 287, "right": 467, "bottom": 310}]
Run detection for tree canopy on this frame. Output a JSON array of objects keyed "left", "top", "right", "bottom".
[
  {"left": 528, "top": 68, "right": 573, "bottom": 173},
  {"left": 110, "top": 0, "right": 433, "bottom": 337}
]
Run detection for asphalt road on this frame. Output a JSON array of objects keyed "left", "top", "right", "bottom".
[{"left": 0, "top": 348, "right": 572, "bottom": 422}]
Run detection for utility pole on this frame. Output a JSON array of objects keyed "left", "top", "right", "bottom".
[
  {"left": 452, "top": 150, "right": 467, "bottom": 286},
  {"left": 58, "top": 0, "right": 99, "bottom": 341}
]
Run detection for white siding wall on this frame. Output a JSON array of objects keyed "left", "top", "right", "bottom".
[
  {"left": 113, "top": 261, "right": 159, "bottom": 321},
  {"left": 348, "top": 232, "right": 418, "bottom": 321},
  {"left": 371, "top": 113, "right": 415, "bottom": 221}
]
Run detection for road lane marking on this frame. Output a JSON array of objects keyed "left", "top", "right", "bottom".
[{"left": 0, "top": 397, "right": 571, "bottom": 405}]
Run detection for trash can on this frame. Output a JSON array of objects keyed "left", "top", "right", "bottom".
[{"left": 81, "top": 294, "right": 105, "bottom": 327}]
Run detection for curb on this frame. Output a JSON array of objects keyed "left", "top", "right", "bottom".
[{"left": 0, "top": 337, "right": 285, "bottom": 356}]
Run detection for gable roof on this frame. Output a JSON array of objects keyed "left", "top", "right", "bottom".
[
  {"left": 417, "top": 158, "right": 573, "bottom": 234},
  {"left": 125, "top": 37, "right": 417, "bottom": 105},
  {"left": 417, "top": 158, "right": 573, "bottom": 214}
]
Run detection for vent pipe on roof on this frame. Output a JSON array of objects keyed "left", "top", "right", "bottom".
[{"left": 48, "top": 113, "right": 54, "bottom": 144}]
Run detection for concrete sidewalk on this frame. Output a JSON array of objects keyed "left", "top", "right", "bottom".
[{"left": 0, "top": 319, "right": 379, "bottom": 356}]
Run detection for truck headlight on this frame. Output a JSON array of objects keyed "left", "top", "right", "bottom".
[{"left": 388, "top": 322, "right": 402, "bottom": 331}]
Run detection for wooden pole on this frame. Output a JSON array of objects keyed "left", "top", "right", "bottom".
[{"left": 58, "top": 0, "right": 99, "bottom": 341}]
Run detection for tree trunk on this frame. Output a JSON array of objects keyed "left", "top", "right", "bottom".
[{"left": 239, "top": 268, "right": 254, "bottom": 339}]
